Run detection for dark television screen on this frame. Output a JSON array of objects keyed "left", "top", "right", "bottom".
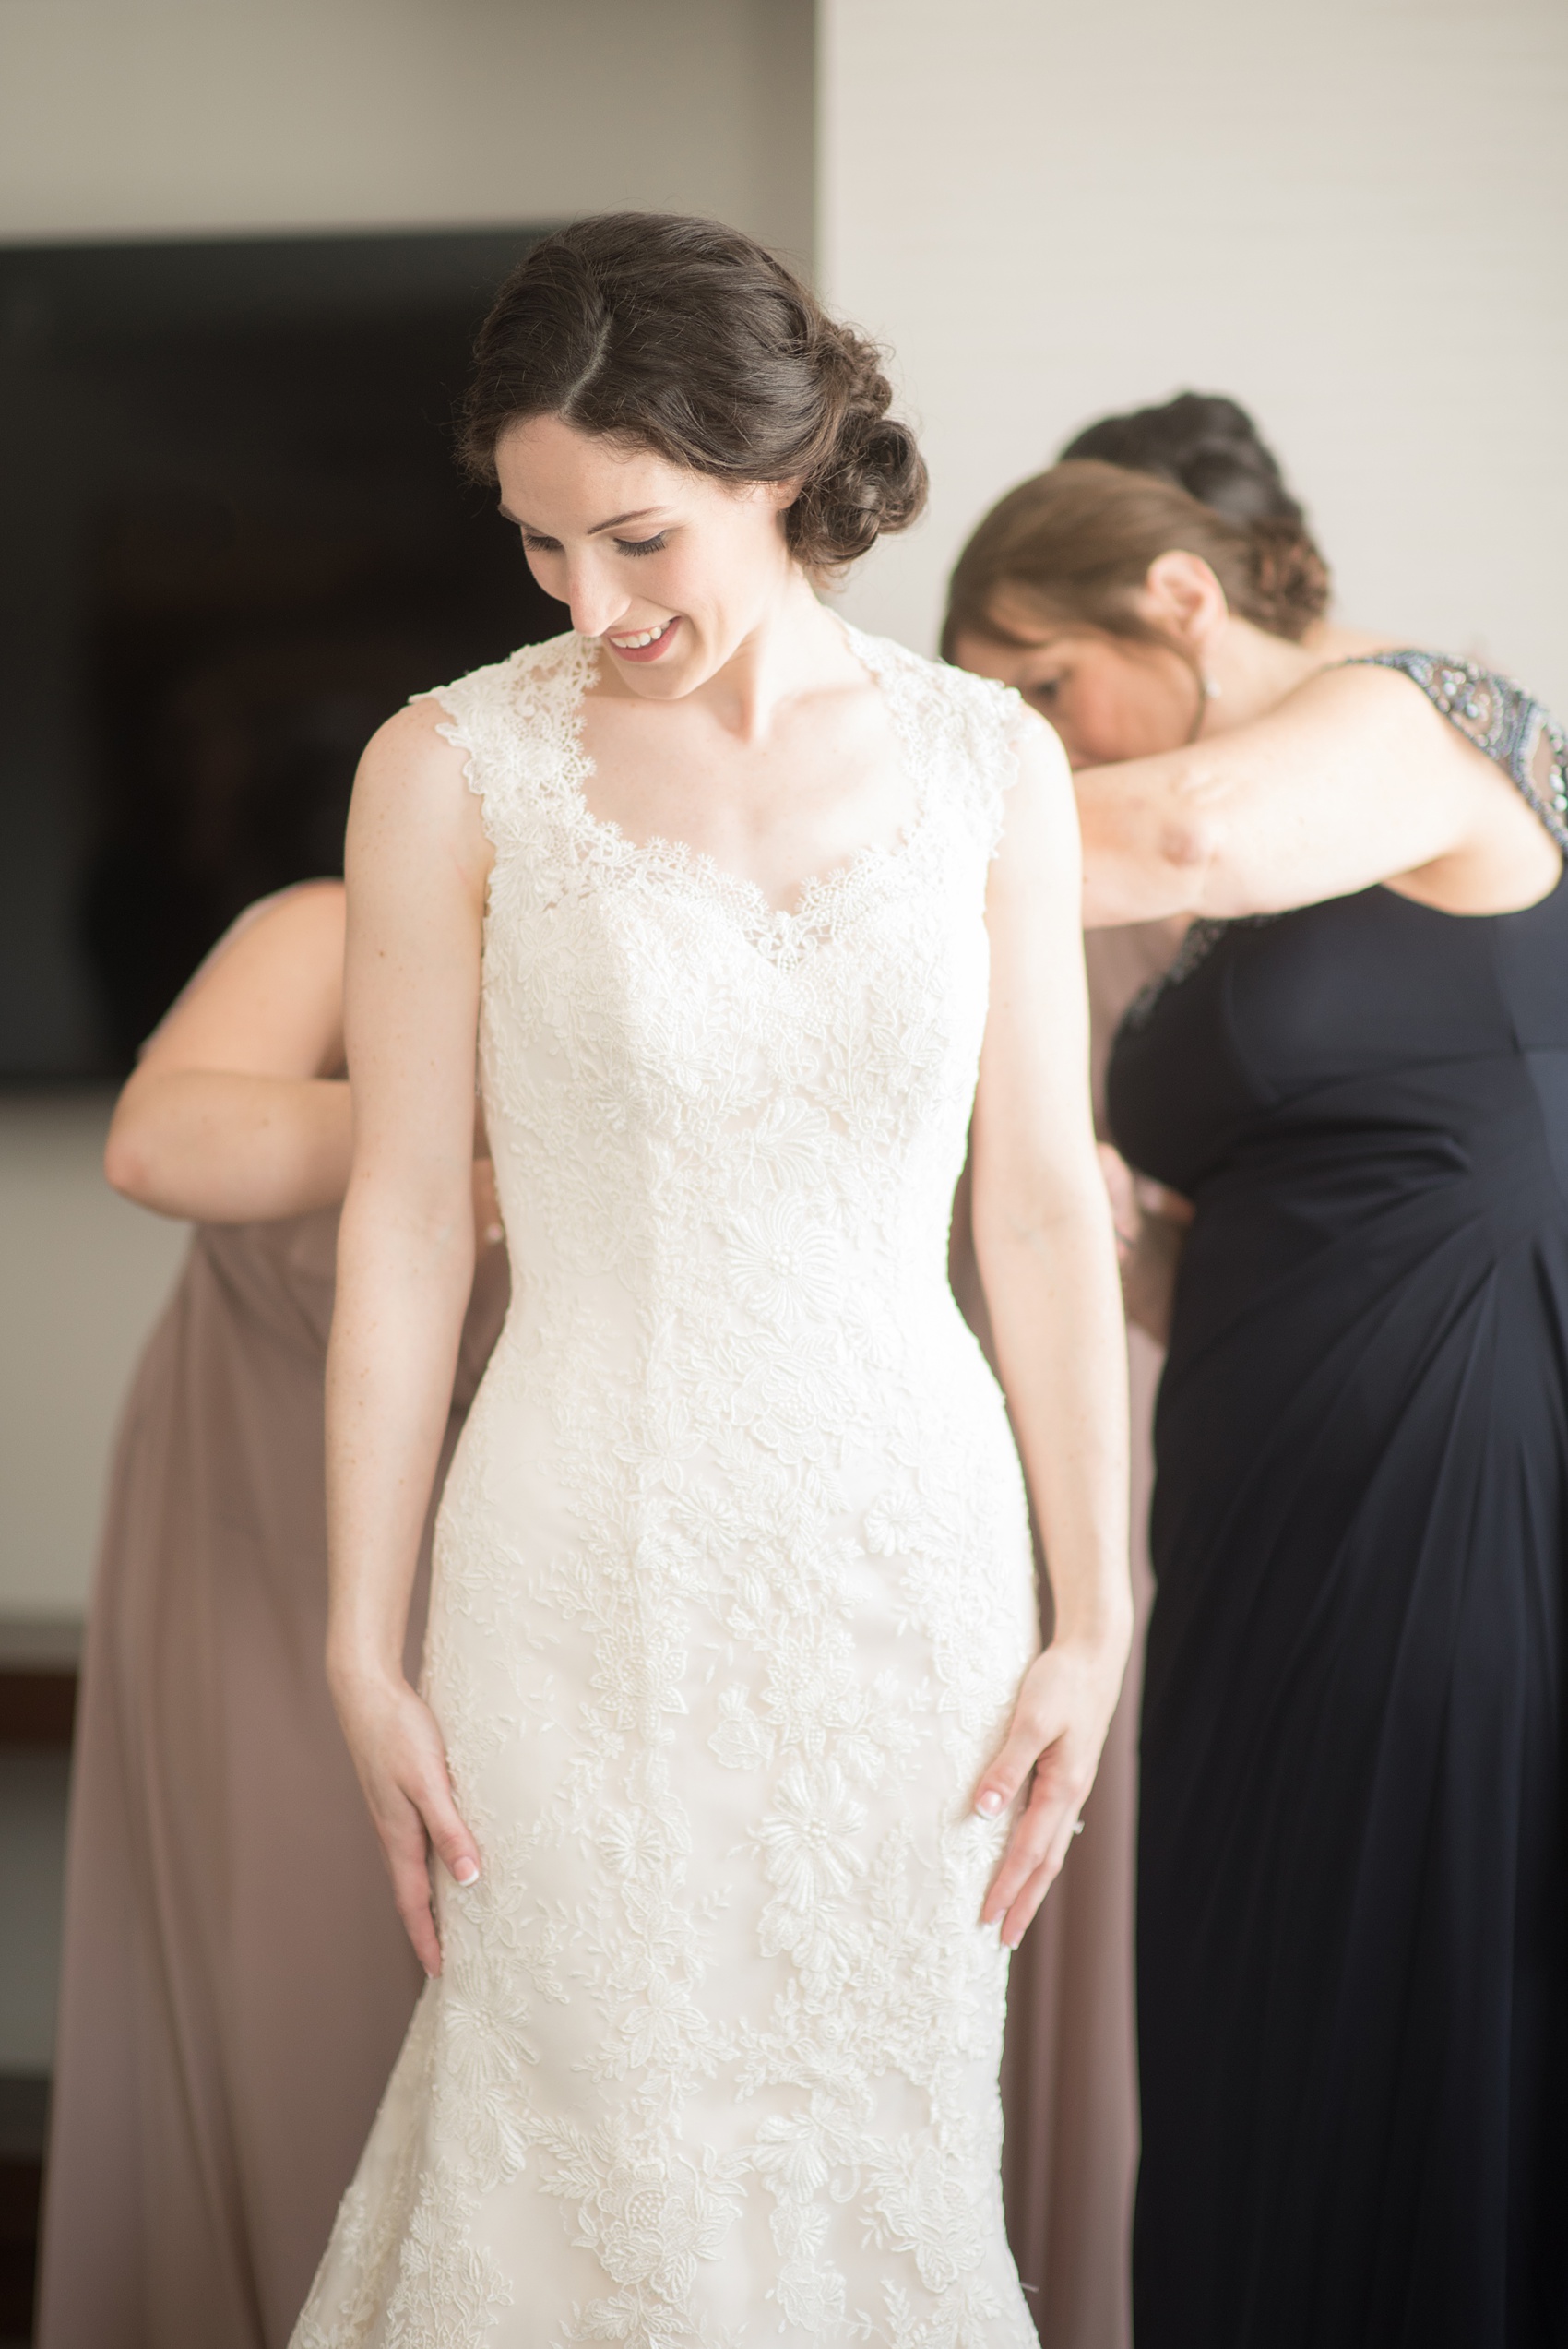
[{"left": 0, "top": 228, "right": 564, "bottom": 1080}]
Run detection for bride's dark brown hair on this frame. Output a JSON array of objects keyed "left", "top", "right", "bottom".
[
  {"left": 943, "top": 458, "right": 1330, "bottom": 659},
  {"left": 461, "top": 212, "right": 927, "bottom": 575}
]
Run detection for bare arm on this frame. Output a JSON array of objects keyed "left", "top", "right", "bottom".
[
  {"left": 103, "top": 883, "right": 352, "bottom": 1222},
  {"left": 1076, "top": 663, "right": 1558, "bottom": 927},
  {"left": 969, "top": 719, "right": 1133, "bottom": 1947},
  {"left": 325, "top": 702, "right": 492, "bottom": 1975}
]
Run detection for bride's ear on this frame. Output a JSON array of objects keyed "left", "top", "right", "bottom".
[
  {"left": 742, "top": 477, "right": 803, "bottom": 517},
  {"left": 1143, "top": 551, "right": 1229, "bottom": 658}
]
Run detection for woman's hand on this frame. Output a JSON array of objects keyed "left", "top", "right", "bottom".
[
  {"left": 329, "top": 1664, "right": 482, "bottom": 1976},
  {"left": 974, "top": 1629, "right": 1129, "bottom": 1947},
  {"left": 1098, "top": 1141, "right": 1141, "bottom": 1262},
  {"left": 1099, "top": 1142, "right": 1194, "bottom": 1345},
  {"left": 472, "top": 1156, "right": 505, "bottom": 1249}
]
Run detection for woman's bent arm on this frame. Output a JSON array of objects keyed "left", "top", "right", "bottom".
[
  {"left": 104, "top": 882, "right": 352, "bottom": 1222},
  {"left": 1075, "top": 663, "right": 1558, "bottom": 926},
  {"left": 970, "top": 718, "right": 1133, "bottom": 1946},
  {"left": 325, "top": 703, "right": 492, "bottom": 1975}
]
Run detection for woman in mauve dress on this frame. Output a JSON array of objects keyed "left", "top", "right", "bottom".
[{"left": 36, "top": 881, "right": 507, "bottom": 2349}]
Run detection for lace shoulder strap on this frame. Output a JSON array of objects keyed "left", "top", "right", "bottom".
[
  {"left": 841, "top": 623, "right": 1034, "bottom": 859},
  {"left": 1348, "top": 649, "right": 1568, "bottom": 852},
  {"left": 417, "top": 629, "right": 597, "bottom": 851}
]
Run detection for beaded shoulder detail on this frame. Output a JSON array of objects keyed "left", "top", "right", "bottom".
[
  {"left": 1349, "top": 650, "right": 1568, "bottom": 852},
  {"left": 1119, "top": 650, "right": 1568, "bottom": 1037}
]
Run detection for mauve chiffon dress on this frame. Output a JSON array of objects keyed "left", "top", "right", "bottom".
[{"left": 36, "top": 1206, "right": 508, "bottom": 2349}]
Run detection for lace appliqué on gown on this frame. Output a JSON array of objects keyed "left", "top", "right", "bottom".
[{"left": 292, "top": 627, "right": 1042, "bottom": 2349}]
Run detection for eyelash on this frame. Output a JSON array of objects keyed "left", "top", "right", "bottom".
[{"left": 520, "top": 532, "right": 669, "bottom": 558}]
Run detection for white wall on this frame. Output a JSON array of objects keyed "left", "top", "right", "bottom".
[
  {"left": 0, "top": 0, "right": 814, "bottom": 261},
  {"left": 820, "top": 0, "right": 1568, "bottom": 710}
]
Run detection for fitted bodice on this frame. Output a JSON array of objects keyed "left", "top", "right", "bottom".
[{"left": 431, "top": 627, "right": 1028, "bottom": 1401}]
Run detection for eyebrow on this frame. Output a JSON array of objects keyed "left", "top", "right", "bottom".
[{"left": 497, "top": 505, "right": 665, "bottom": 536}]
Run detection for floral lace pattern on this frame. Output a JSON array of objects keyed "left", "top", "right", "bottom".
[{"left": 291, "top": 626, "right": 1041, "bottom": 2349}]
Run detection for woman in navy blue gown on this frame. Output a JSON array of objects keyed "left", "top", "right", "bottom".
[{"left": 947, "top": 460, "right": 1568, "bottom": 2348}]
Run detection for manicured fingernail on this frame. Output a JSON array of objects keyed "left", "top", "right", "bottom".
[
  {"left": 454, "top": 1859, "right": 480, "bottom": 1887},
  {"left": 976, "top": 1790, "right": 1003, "bottom": 1817}
]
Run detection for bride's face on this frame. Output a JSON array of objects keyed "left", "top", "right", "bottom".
[
  {"left": 951, "top": 597, "right": 1203, "bottom": 769},
  {"left": 494, "top": 414, "right": 800, "bottom": 698}
]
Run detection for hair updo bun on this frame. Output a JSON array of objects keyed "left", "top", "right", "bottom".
[
  {"left": 1051, "top": 389, "right": 1331, "bottom": 638},
  {"left": 460, "top": 213, "right": 927, "bottom": 575},
  {"left": 1060, "top": 390, "right": 1306, "bottom": 532}
]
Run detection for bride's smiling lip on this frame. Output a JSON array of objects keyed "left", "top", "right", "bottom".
[{"left": 604, "top": 615, "right": 682, "bottom": 664}]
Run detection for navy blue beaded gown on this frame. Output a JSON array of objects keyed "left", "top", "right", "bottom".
[{"left": 1106, "top": 654, "right": 1568, "bottom": 2349}]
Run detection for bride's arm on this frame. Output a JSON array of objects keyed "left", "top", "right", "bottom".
[
  {"left": 969, "top": 719, "right": 1133, "bottom": 1948},
  {"left": 325, "top": 702, "right": 492, "bottom": 1976}
]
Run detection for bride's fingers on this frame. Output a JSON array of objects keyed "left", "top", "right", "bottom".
[
  {"left": 972, "top": 1695, "right": 1060, "bottom": 1824},
  {"left": 381, "top": 1791, "right": 445, "bottom": 1975},
  {"left": 980, "top": 1802, "right": 1056, "bottom": 1927},
  {"left": 375, "top": 1743, "right": 481, "bottom": 1977},
  {"left": 980, "top": 1747, "right": 1087, "bottom": 1926},
  {"left": 1000, "top": 1859, "right": 1056, "bottom": 1950},
  {"left": 418, "top": 1766, "right": 482, "bottom": 1895},
  {"left": 1001, "top": 1803, "right": 1087, "bottom": 1947}
]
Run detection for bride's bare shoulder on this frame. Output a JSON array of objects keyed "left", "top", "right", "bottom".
[
  {"left": 360, "top": 696, "right": 470, "bottom": 779},
  {"left": 350, "top": 700, "right": 491, "bottom": 888},
  {"left": 354, "top": 699, "right": 481, "bottom": 817}
]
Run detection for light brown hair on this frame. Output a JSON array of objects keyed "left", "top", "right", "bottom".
[{"left": 943, "top": 458, "right": 1330, "bottom": 659}]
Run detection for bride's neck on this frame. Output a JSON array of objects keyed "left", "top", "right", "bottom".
[{"left": 697, "top": 566, "right": 850, "bottom": 744}]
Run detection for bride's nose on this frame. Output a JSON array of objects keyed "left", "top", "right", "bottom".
[{"left": 562, "top": 553, "right": 628, "bottom": 644}]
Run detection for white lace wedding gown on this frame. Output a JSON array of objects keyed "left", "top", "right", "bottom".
[{"left": 294, "top": 626, "right": 1040, "bottom": 2349}]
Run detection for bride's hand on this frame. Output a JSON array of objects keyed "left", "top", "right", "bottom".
[
  {"left": 972, "top": 1632, "right": 1127, "bottom": 1948},
  {"left": 329, "top": 1666, "right": 481, "bottom": 1976}
]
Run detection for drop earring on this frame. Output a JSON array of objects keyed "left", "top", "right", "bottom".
[{"left": 1188, "top": 671, "right": 1221, "bottom": 745}]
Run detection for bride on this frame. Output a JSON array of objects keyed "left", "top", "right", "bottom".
[{"left": 296, "top": 212, "right": 1129, "bottom": 2347}]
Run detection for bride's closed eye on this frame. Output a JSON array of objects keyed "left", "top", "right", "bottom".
[{"left": 519, "top": 531, "right": 668, "bottom": 557}]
